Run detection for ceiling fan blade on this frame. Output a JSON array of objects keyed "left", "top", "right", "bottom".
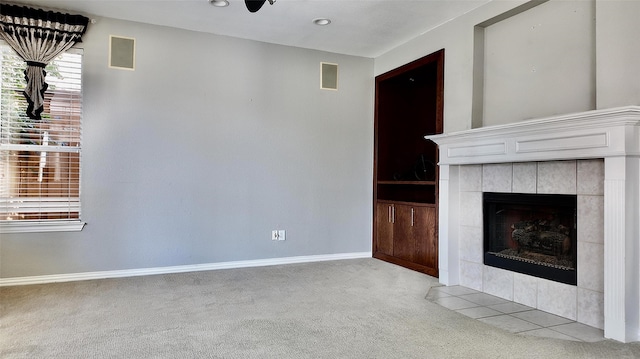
[{"left": 245, "top": 0, "right": 267, "bottom": 13}]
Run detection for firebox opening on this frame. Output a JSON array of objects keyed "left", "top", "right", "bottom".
[{"left": 483, "top": 192, "right": 577, "bottom": 285}]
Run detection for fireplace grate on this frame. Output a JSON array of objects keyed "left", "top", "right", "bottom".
[{"left": 483, "top": 192, "right": 577, "bottom": 285}]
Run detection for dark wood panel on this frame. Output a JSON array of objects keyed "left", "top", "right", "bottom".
[
  {"left": 373, "top": 252, "right": 439, "bottom": 278},
  {"left": 375, "top": 202, "right": 394, "bottom": 256},
  {"left": 413, "top": 206, "right": 438, "bottom": 269},
  {"left": 392, "top": 205, "right": 414, "bottom": 262}
]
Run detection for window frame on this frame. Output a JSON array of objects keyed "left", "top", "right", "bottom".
[{"left": 0, "top": 43, "right": 85, "bottom": 234}]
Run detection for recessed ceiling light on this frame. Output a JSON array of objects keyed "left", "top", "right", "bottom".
[
  {"left": 210, "top": 0, "right": 229, "bottom": 7},
  {"left": 313, "top": 18, "right": 331, "bottom": 26}
]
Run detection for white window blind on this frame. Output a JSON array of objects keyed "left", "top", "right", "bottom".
[{"left": 0, "top": 43, "right": 83, "bottom": 230}]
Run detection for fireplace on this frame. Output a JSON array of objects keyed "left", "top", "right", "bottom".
[
  {"left": 426, "top": 106, "right": 640, "bottom": 342},
  {"left": 483, "top": 192, "right": 577, "bottom": 285}
]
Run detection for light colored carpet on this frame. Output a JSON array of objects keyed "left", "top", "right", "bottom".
[{"left": 1, "top": 258, "right": 639, "bottom": 358}]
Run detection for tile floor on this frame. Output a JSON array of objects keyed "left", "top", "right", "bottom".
[{"left": 426, "top": 285, "right": 605, "bottom": 342}]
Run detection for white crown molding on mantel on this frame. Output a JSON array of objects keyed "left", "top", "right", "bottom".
[
  {"left": 0, "top": 252, "right": 371, "bottom": 287},
  {"left": 425, "top": 106, "right": 640, "bottom": 343},
  {"left": 425, "top": 105, "right": 640, "bottom": 165}
]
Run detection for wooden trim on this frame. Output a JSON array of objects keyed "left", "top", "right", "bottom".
[{"left": 373, "top": 252, "right": 439, "bottom": 277}]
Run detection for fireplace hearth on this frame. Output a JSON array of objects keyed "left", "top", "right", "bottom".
[{"left": 483, "top": 192, "right": 577, "bottom": 285}]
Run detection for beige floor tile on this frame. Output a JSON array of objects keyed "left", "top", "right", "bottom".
[
  {"left": 512, "top": 310, "right": 574, "bottom": 327},
  {"left": 478, "top": 314, "right": 542, "bottom": 333},
  {"left": 433, "top": 296, "right": 479, "bottom": 310},
  {"left": 549, "top": 322, "right": 605, "bottom": 342},
  {"left": 436, "top": 285, "right": 480, "bottom": 296},
  {"left": 519, "top": 328, "right": 580, "bottom": 341},
  {"left": 488, "top": 302, "right": 534, "bottom": 314},
  {"left": 459, "top": 292, "right": 509, "bottom": 306},
  {"left": 456, "top": 306, "right": 502, "bottom": 319}
]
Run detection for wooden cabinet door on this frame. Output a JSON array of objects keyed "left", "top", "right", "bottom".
[
  {"left": 413, "top": 206, "right": 438, "bottom": 271},
  {"left": 375, "top": 202, "right": 394, "bottom": 256},
  {"left": 392, "top": 204, "right": 438, "bottom": 275},
  {"left": 375, "top": 202, "right": 438, "bottom": 277},
  {"left": 392, "top": 204, "right": 415, "bottom": 262}
]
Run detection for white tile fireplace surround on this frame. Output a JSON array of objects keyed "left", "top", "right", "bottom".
[{"left": 426, "top": 106, "right": 640, "bottom": 343}]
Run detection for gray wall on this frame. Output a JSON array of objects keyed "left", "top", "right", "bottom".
[
  {"left": 6, "top": 0, "right": 640, "bottom": 279},
  {"left": 375, "top": 0, "right": 640, "bottom": 132},
  {"left": 595, "top": 0, "right": 640, "bottom": 109},
  {"left": 481, "top": 0, "right": 595, "bottom": 126},
  {"left": 374, "top": 0, "right": 530, "bottom": 133},
  {"left": 0, "top": 18, "right": 374, "bottom": 277}
]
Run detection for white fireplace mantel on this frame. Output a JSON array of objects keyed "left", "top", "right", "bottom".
[
  {"left": 426, "top": 106, "right": 640, "bottom": 343},
  {"left": 427, "top": 106, "right": 640, "bottom": 165}
]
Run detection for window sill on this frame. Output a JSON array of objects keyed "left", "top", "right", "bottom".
[{"left": 0, "top": 221, "right": 86, "bottom": 234}]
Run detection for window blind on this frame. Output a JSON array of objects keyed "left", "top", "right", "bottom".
[{"left": 0, "top": 44, "right": 83, "bottom": 223}]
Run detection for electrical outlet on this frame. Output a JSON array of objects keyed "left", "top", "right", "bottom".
[{"left": 272, "top": 230, "right": 286, "bottom": 241}]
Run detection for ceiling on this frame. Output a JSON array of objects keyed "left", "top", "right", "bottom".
[{"left": 11, "top": 0, "right": 490, "bottom": 58}]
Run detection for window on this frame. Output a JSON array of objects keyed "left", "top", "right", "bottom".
[{"left": 0, "top": 43, "right": 84, "bottom": 233}]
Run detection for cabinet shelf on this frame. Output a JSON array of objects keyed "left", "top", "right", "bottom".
[
  {"left": 377, "top": 180, "right": 437, "bottom": 186},
  {"left": 376, "top": 182, "right": 436, "bottom": 204},
  {"left": 377, "top": 199, "right": 436, "bottom": 208}
]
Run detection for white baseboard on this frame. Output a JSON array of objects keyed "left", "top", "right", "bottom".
[{"left": 0, "top": 252, "right": 372, "bottom": 287}]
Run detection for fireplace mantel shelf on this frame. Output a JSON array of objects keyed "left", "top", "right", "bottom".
[
  {"left": 426, "top": 106, "right": 640, "bottom": 165},
  {"left": 428, "top": 106, "right": 640, "bottom": 343}
]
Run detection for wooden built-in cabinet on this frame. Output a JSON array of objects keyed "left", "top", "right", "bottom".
[
  {"left": 373, "top": 49, "right": 443, "bottom": 277},
  {"left": 376, "top": 202, "right": 437, "bottom": 270}
]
